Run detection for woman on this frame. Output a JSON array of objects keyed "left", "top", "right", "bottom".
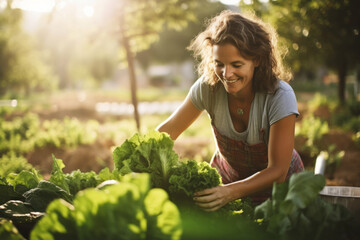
[{"left": 156, "top": 10, "right": 304, "bottom": 211}]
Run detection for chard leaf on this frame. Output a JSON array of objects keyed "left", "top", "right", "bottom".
[
  {"left": 0, "top": 185, "right": 24, "bottom": 205},
  {"left": 284, "top": 172, "right": 325, "bottom": 210},
  {"left": 23, "top": 180, "right": 73, "bottom": 212}
]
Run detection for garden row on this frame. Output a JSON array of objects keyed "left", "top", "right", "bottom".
[{"left": 1, "top": 131, "right": 358, "bottom": 240}]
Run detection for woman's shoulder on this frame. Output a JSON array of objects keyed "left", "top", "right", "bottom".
[
  {"left": 191, "top": 75, "right": 223, "bottom": 94},
  {"left": 275, "top": 80, "right": 295, "bottom": 93},
  {"left": 261, "top": 80, "right": 296, "bottom": 104},
  {"left": 265, "top": 80, "right": 295, "bottom": 98}
]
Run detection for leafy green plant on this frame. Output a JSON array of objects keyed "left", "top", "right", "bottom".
[
  {"left": 353, "top": 131, "right": 360, "bottom": 147},
  {"left": 30, "top": 173, "right": 182, "bottom": 240},
  {"left": 0, "top": 218, "right": 26, "bottom": 240},
  {"left": 254, "top": 171, "right": 355, "bottom": 240},
  {"left": 0, "top": 152, "right": 33, "bottom": 177},
  {"left": 168, "top": 159, "right": 221, "bottom": 198},
  {"left": 320, "top": 146, "right": 345, "bottom": 179},
  {"left": 49, "top": 155, "right": 121, "bottom": 196},
  {"left": 295, "top": 115, "right": 329, "bottom": 157},
  {"left": 307, "top": 93, "right": 336, "bottom": 114},
  {"left": 113, "top": 130, "right": 180, "bottom": 189}
]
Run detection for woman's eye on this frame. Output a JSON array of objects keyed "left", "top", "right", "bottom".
[{"left": 233, "top": 65, "right": 242, "bottom": 68}]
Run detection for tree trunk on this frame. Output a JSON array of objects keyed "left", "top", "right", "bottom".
[
  {"left": 337, "top": 59, "right": 347, "bottom": 104},
  {"left": 122, "top": 34, "right": 141, "bottom": 132}
]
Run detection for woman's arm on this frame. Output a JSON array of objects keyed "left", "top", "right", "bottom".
[
  {"left": 194, "top": 114, "right": 296, "bottom": 211},
  {"left": 156, "top": 95, "right": 203, "bottom": 140}
]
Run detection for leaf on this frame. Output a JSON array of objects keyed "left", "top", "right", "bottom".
[
  {"left": 0, "top": 184, "right": 24, "bottom": 205},
  {"left": 6, "top": 169, "right": 40, "bottom": 191},
  {"left": 0, "top": 218, "right": 26, "bottom": 240},
  {"left": 23, "top": 180, "right": 73, "bottom": 212},
  {"left": 284, "top": 172, "right": 325, "bottom": 210},
  {"left": 0, "top": 200, "right": 44, "bottom": 225},
  {"left": 30, "top": 199, "right": 77, "bottom": 240},
  {"left": 168, "top": 160, "right": 221, "bottom": 198},
  {"left": 144, "top": 188, "right": 182, "bottom": 240},
  {"left": 31, "top": 173, "right": 182, "bottom": 240},
  {"left": 49, "top": 155, "right": 70, "bottom": 194},
  {"left": 113, "top": 131, "right": 180, "bottom": 189}
]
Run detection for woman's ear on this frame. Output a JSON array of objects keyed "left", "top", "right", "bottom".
[{"left": 253, "top": 58, "right": 260, "bottom": 67}]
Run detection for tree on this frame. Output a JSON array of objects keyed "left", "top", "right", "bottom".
[
  {"left": 0, "top": 0, "right": 57, "bottom": 97},
  {"left": 96, "top": 0, "right": 199, "bottom": 132},
  {"left": 240, "top": 0, "right": 360, "bottom": 103}
]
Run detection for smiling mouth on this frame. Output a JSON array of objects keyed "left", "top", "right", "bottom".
[{"left": 223, "top": 77, "right": 242, "bottom": 83}]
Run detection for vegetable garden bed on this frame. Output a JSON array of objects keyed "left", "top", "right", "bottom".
[{"left": 1, "top": 131, "right": 359, "bottom": 240}]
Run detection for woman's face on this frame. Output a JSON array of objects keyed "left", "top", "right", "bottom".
[{"left": 212, "top": 43, "right": 258, "bottom": 97}]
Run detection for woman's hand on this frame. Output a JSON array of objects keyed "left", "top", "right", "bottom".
[{"left": 193, "top": 185, "right": 233, "bottom": 212}]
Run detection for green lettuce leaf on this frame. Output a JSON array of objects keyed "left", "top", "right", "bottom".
[
  {"left": 30, "top": 173, "right": 182, "bottom": 240},
  {"left": 0, "top": 218, "right": 26, "bottom": 240},
  {"left": 113, "top": 131, "right": 180, "bottom": 189},
  {"left": 168, "top": 160, "right": 221, "bottom": 198}
]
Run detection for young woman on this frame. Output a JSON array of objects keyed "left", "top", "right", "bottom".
[{"left": 156, "top": 10, "right": 304, "bottom": 211}]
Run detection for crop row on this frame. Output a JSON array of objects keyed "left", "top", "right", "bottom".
[{"left": 0, "top": 131, "right": 358, "bottom": 240}]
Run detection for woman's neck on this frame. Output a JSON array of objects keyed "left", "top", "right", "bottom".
[{"left": 229, "top": 88, "right": 255, "bottom": 104}]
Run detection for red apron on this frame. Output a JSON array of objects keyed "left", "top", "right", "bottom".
[{"left": 210, "top": 123, "right": 304, "bottom": 205}]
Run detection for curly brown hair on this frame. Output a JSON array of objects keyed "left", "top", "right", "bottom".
[{"left": 188, "top": 10, "right": 291, "bottom": 93}]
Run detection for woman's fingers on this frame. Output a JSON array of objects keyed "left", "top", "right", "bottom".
[
  {"left": 193, "top": 187, "right": 217, "bottom": 197},
  {"left": 195, "top": 198, "right": 222, "bottom": 211},
  {"left": 193, "top": 193, "right": 217, "bottom": 203}
]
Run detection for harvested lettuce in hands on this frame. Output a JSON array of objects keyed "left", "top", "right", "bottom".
[
  {"left": 30, "top": 173, "right": 182, "bottom": 240},
  {"left": 112, "top": 130, "right": 179, "bottom": 189},
  {"left": 169, "top": 160, "right": 222, "bottom": 198}
]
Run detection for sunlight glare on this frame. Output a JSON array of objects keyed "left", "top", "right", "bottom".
[
  {"left": 83, "top": 5, "right": 94, "bottom": 17},
  {"left": 12, "top": 0, "right": 55, "bottom": 13}
]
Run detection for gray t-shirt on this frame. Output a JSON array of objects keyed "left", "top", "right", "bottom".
[{"left": 189, "top": 76, "right": 299, "bottom": 146}]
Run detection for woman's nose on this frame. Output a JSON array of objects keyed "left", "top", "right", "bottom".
[{"left": 223, "top": 66, "right": 233, "bottom": 79}]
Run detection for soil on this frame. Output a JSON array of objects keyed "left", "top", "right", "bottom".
[{"left": 21, "top": 92, "right": 360, "bottom": 187}]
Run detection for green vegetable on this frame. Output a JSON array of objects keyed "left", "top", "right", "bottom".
[
  {"left": 254, "top": 171, "right": 356, "bottom": 240},
  {"left": 0, "top": 182, "right": 24, "bottom": 205},
  {"left": 0, "top": 218, "right": 26, "bottom": 240},
  {"left": 0, "top": 201, "right": 44, "bottom": 239},
  {"left": 6, "top": 169, "right": 41, "bottom": 195},
  {"left": 168, "top": 160, "right": 221, "bottom": 198},
  {"left": 23, "top": 181, "right": 73, "bottom": 212},
  {"left": 49, "top": 155, "right": 121, "bottom": 196},
  {"left": 113, "top": 130, "right": 179, "bottom": 189},
  {"left": 30, "top": 173, "right": 182, "bottom": 240}
]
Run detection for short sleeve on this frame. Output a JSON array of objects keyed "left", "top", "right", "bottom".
[
  {"left": 268, "top": 82, "right": 299, "bottom": 125},
  {"left": 188, "top": 76, "right": 211, "bottom": 111}
]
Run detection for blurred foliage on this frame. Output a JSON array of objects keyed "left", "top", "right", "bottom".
[
  {"left": 307, "top": 92, "right": 337, "bottom": 114},
  {"left": 322, "top": 146, "right": 345, "bottom": 179},
  {"left": 240, "top": 0, "right": 360, "bottom": 102},
  {"left": 0, "top": 113, "right": 99, "bottom": 175},
  {"left": 331, "top": 103, "right": 360, "bottom": 133},
  {"left": 295, "top": 115, "right": 329, "bottom": 157},
  {"left": 0, "top": 0, "right": 209, "bottom": 93},
  {"left": 0, "top": 152, "right": 32, "bottom": 178},
  {"left": 136, "top": 0, "right": 226, "bottom": 68},
  {"left": 0, "top": 3, "right": 58, "bottom": 97}
]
